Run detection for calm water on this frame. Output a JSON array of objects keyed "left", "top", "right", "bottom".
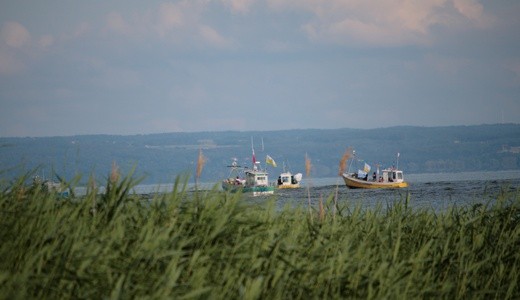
[
  {"left": 276, "top": 172, "right": 520, "bottom": 212},
  {"left": 133, "top": 170, "right": 520, "bottom": 212}
]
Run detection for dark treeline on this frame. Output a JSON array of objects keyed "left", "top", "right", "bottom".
[{"left": 1, "top": 124, "right": 519, "bottom": 184}]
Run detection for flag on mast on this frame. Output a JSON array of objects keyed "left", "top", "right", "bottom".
[
  {"left": 266, "top": 155, "right": 277, "bottom": 167},
  {"left": 251, "top": 137, "right": 256, "bottom": 164}
]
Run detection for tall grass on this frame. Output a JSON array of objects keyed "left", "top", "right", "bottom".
[
  {"left": 305, "top": 153, "right": 313, "bottom": 221},
  {"left": 0, "top": 172, "right": 519, "bottom": 299}
]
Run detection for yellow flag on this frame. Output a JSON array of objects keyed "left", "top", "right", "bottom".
[{"left": 266, "top": 155, "right": 277, "bottom": 167}]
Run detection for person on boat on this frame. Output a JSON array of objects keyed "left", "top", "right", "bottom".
[{"left": 372, "top": 172, "right": 376, "bottom": 181}]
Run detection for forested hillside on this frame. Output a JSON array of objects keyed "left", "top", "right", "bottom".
[{"left": 1, "top": 124, "right": 519, "bottom": 184}]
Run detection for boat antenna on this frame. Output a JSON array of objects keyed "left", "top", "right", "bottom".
[
  {"left": 348, "top": 150, "right": 355, "bottom": 173},
  {"left": 396, "top": 152, "right": 400, "bottom": 170},
  {"left": 261, "top": 137, "right": 264, "bottom": 152}
]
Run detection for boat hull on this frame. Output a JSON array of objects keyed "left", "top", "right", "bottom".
[
  {"left": 342, "top": 174, "right": 408, "bottom": 189},
  {"left": 222, "top": 182, "right": 275, "bottom": 196},
  {"left": 277, "top": 183, "right": 300, "bottom": 189},
  {"left": 277, "top": 172, "right": 302, "bottom": 189}
]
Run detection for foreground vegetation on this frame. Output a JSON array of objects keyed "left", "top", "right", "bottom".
[{"left": 1, "top": 173, "right": 519, "bottom": 299}]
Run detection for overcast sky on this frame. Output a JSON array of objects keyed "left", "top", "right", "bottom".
[{"left": 1, "top": 0, "right": 519, "bottom": 137}]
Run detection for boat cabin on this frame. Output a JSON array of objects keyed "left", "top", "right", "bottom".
[
  {"left": 381, "top": 169, "right": 405, "bottom": 183},
  {"left": 245, "top": 170, "right": 269, "bottom": 186},
  {"left": 279, "top": 173, "right": 297, "bottom": 185},
  {"left": 281, "top": 174, "right": 291, "bottom": 184}
]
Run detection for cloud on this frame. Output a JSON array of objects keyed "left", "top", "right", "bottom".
[
  {"left": 452, "top": 0, "right": 488, "bottom": 26},
  {"left": 199, "top": 25, "right": 233, "bottom": 48},
  {"left": 267, "top": 0, "right": 494, "bottom": 47},
  {"left": 156, "top": 2, "right": 185, "bottom": 36},
  {"left": 152, "top": 1, "right": 208, "bottom": 39},
  {"left": 1, "top": 21, "right": 31, "bottom": 48},
  {"left": 38, "top": 35, "right": 54, "bottom": 49},
  {"left": 220, "top": 0, "right": 256, "bottom": 14},
  {"left": 101, "top": 2, "right": 234, "bottom": 49},
  {"left": 106, "top": 12, "right": 132, "bottom": 36},
  {"left": 0, "top": 22, "right": 31, "bottom": 74}
]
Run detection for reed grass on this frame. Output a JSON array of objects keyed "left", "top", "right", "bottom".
[
  {"left": 0, "top": 172, "right": 519, "bottom": 299},
  {"left": 305, "top": 153, "right": 313, "bottom": 221}
]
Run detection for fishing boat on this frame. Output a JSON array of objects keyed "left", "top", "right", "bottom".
[
  {"left": 221, "top": 143, "right": 275, "bottom": 196},
  {"left": 33, "top": 175, "right": 70, "bottom": 197},
  {"left": 342, "top": 168, "right": 408, "bottom": 189},
  {"left": 341, "top": 151, "right": 408, "bottom": 189},
  {"left": 276, "top": 171, "right": 302, "bottom": 189}
]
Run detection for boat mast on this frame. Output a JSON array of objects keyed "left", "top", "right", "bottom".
[
  {"left": 251, "top": 137, "right": 256, "bottom": 169},
  {"left": 348, "top": 150, "right": 356, "bottom": 173}
]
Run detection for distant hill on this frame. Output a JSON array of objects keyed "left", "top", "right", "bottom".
[{"left": 1, "top": 124, "right": 519, "bottom": 184}]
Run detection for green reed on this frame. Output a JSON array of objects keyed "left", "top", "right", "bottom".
[{"left": 0, "top": 173, "right": 519, "bottom": 299}]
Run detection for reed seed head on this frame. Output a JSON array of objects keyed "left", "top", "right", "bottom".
[
  {"left": 110, "top": 161, "right": 120, "bottom": 183},
  {"left": 305, "top": 153, "right": 312, "bottom": 177},
  {"left": 196, "top": 148, "right": 206, "bottom": 179},
  {"left": 338, "top": 147, "right": 353, "bottom": 176}
]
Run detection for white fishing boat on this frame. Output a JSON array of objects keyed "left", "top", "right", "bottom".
[
  {"left": 267, "top": 158, "right": 302, "bottom": 189},
  {"left": 276, "top": 171, "right": 302, "bottom": 189},
  {"left": 33, "top": 175, "right": 70, "bottom": 196},
  {"left": 221, "top": 142, "right": 275, "bottom": 196},
  {"left": 222, "top": 159, "right": 275, "bottom": 196}
]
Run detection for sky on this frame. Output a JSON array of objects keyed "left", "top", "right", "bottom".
[{"left": 0, "top": 0, "right": 519, "bottom": 137}]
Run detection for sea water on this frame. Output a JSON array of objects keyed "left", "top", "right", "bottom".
[
  {"left": 130, "top": 170, "right": 520, "bottom": 212},
  {"left": 275, "top": 170, "right": 520, "bottom": 212}
]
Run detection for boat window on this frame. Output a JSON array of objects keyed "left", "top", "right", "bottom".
[{"left": 397, "top": 172, "right": 403, "bottom": 179}]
